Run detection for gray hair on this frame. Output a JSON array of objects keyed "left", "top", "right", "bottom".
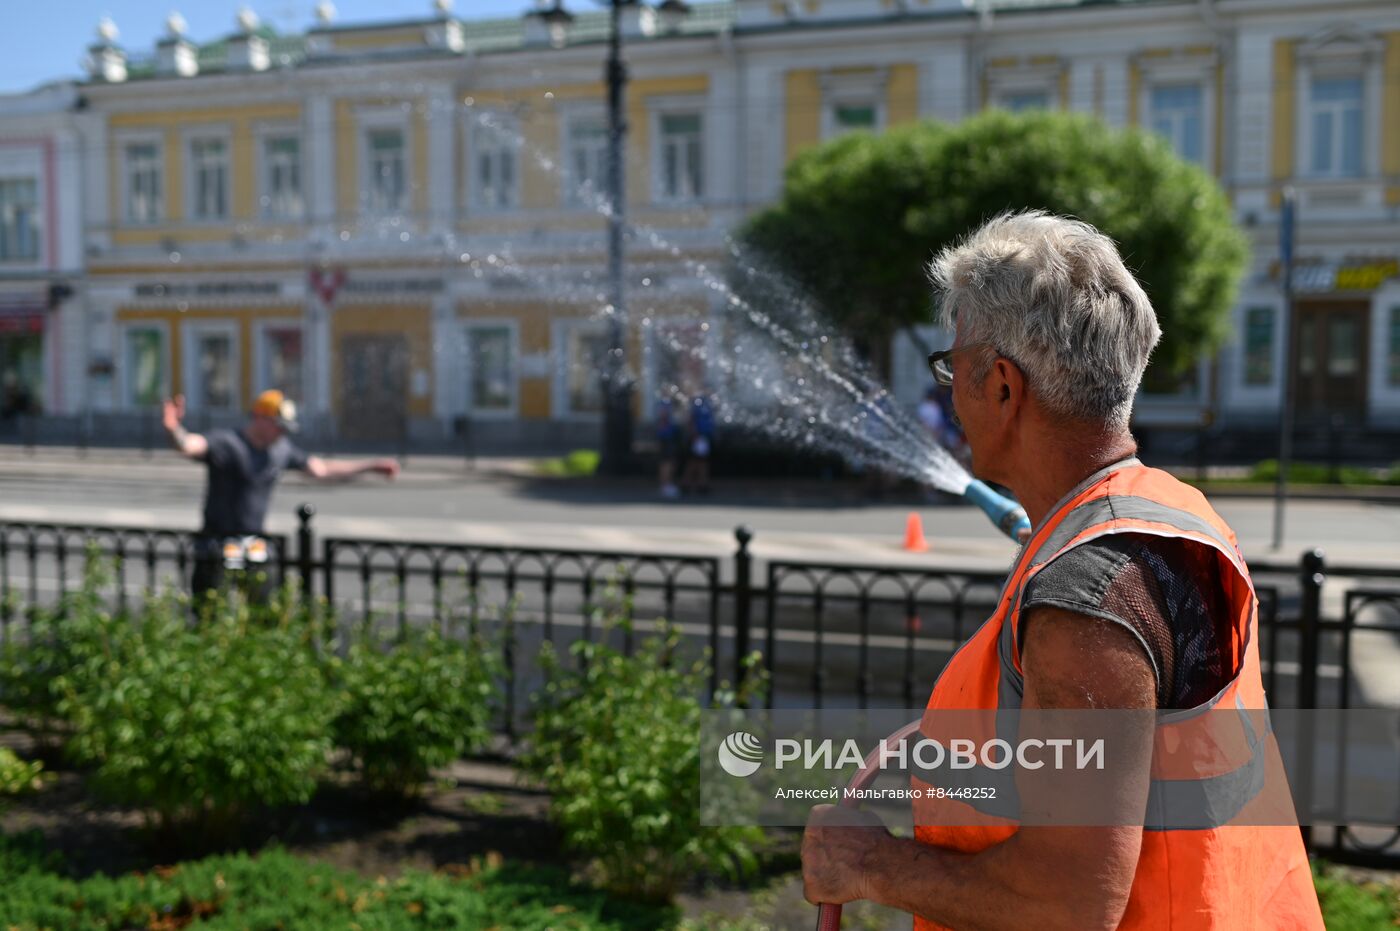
[{"left": 927, "top": 210, "right": 1161, "bottom": 429}]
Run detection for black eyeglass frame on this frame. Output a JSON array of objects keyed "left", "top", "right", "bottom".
[{"left": 926, "top": 342, "right": 995, "bottom": 387}]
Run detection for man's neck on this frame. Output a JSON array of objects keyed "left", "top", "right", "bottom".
[
  {"left": 1012, "top": 428, "right": 1138, "bottom": 529},
  {"left": 240, "top": 425, "right": 273, "bottom": 450}
]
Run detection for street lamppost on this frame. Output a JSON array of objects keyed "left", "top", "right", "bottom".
[{"left": 534, "top": 0, "right": 690, "bottom": 475}]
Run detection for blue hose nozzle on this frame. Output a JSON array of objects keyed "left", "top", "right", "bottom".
[{"left": 963, "top": 479, "right": 1032, "bottom": 542}]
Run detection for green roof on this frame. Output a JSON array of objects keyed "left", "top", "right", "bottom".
[
  {"left": 113, "top": 0, "right": 1161, "bottom": 82},
  {"left": 120, "top": 3, "right": 737, "bottom": 81}
]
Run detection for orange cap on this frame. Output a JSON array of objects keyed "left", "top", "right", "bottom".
[{"left": 252, "top": 389, "right": 300, "bottom": 432}]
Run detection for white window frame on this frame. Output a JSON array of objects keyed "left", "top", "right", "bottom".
[
  {"left": 182, "top": 319, "right": 241, "bottom": 413},
  {"left": 819, "top": 68, "right": 888, "bottom": 140},
  {"left": 650, "top": 98, "right": 706, "bottom": 205},
  {"left": 1221, "top": 297, "right": 1287, "bottom": 413},
  {"left": 1134, "top": 53, "right": 1217, "bottom": 173},
  {"left": 0, "top": 176, "right": 41, "bottom": 264},
  {"left": 997, "top": 90, "right": 1052, "bottom": 113},
  {"left": 1363, "top": 287, "right": 1400, "bottom": 418},
  {"left": 252, "top": 318, "right": 305, "bottom": 401},
  {"left": 551, "top": 317, "right": 609, "bottom": 418},
  {"left": 561, "top": 106, "right": 609, "bottom": 209},
  {"left": 183, "top": 128, "right": 232, "bottom": 223},
  {"left": 985, "top": 60, "right": 1064, "bottom": 114},
  {"left": 465, "top": 112, "right": 521, "bottom": 213},
  {"left": 118, "top": 131, "right": 165, "bottom": 225},
  {"left": 1295, "top": 31, "right": 1383, "bottom": 182},
  {"left": 118, "top": 321, "right": 171, "bottom": 410},
  {"left": 254, "top": 124, "right": 305, "bottom": 221},
  {"left": 357, "top": 108, "right": 412, "bottom": 217},
  {"left": 1303, "top": 75, "right": 1364, "bottom": 179},
  {"left": 461, "top": 318, "right": 519, "bottom": 418},
  {"left": 1388, "top": 304, "right": 1400, "bottom": 389},
  {"left": 1148, "top": 84, "right": 1205, "bottom": 164}
]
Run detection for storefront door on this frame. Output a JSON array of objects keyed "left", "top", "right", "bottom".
[
  {"left": 1293, "top": 301, "right": 1369, "bottom": 419},
  {"left": 0, "top": 328, "right": 43, "bottom": 419},
  {"left": 338, "top": 334, "right": 408, "bottom": 441}
]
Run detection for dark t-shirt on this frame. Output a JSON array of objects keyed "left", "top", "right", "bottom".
[
  {"left": 197, "top": 429, "right": 309, "bottom": 537},
  {"left": 1019, "top": 533, "right": 1240, "bottom": 710}
]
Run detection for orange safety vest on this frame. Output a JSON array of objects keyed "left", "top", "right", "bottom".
[{"left": 912, "top": 459, "right": 1323, "bottom": 930}]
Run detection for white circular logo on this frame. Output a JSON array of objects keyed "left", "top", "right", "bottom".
[{"left": 718, "top": 731, "right": 764, "bottom": 777}]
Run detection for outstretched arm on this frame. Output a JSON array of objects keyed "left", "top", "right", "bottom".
[
  {"left": 162, "top": 395, "right": 208, "bottom": 459},
  {"left": 304, "top": 456, "right": 400, "bottom": 483}
]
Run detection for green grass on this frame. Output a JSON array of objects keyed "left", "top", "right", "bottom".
[
  {"left": 0, "top": 833, "right": 1395, "bottom": 929},
  {"left": 534, "top": 449, "right": 602, "bottom": 478},
  {"left": 1314, "top": 861, "right": 1400, "bottom": 930},
  {"left": 0, "top": 834, "right": 675, "bottom": 930},
  {"left": 1209, "top": 460, "right": 1400, "bottom": 487}
]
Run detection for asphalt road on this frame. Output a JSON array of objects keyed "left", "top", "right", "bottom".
[{"left": 0, "top": 448, "right": 1398, "bottom": 569}]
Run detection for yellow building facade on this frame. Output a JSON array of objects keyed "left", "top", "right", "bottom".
[{"left": 65, "top": 0, "right": 1400, "bottom": 447}]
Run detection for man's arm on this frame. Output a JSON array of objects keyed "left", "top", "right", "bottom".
[
  {"left": 304, "top": 455, "right": 400, "bottom": 483},
  {"left": 161, "top": 395, "right": 208, "bottom": 459},
  {"left": 802, "top": 606, "right": 1155, "bottom": 931}
]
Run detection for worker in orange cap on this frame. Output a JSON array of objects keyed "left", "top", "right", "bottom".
[{"left": 162, "top": 389, "right": 399, "bottom": 604}]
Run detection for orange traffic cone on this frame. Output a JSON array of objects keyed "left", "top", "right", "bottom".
[{"left": 903, "top": 512, "right": 929, "bottom": 552}]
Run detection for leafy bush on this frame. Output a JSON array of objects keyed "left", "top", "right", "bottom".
[
  {"left": 0, "top": 748, "right": 44, "bottom": 800},
  {"left": 331, "top": 626, "right": 500, "bottom": 796},
  {"left": 0, "top": 557, "right": 119, "bottom": 738},
  {"left": 57, "top": 591, "right": 338, "bottom": 833},
  {"left": 1313, "top": 861, "right": 1399, "bottom": 930},
  {"left": 524, "top": 619, "right": 764, "bottom": 902},
  {"left": 0, "top": 842, "right": 677, "bottom": 930}
]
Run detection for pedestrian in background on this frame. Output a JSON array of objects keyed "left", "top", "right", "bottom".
[
  {"left": 163, "top": 389, "right": 399, "bottom": 607},
  {"left": 656, "top": 398, "right": 681, "bottom": 499},
  {"left": 681, "top": 394, "right": 714, "bottom": 496}
]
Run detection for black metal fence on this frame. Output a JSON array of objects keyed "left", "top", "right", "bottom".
[{"left": 1, "top": 508, "right": 1397, "bottom": 866}]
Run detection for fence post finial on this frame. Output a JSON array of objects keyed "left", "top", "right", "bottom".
[
  {"left": 733, "top": 525, "right": 754, "bottom": 698},
  {"left": 296, "top": 503, "right": 316, "bottom": 612}
]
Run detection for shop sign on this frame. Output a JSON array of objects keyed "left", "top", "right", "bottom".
[
  {"left": 133, "top": 281, "right": 282, "bottom": 299},
  {"left": 1270, "top": 259, "right": 1400, "bottom": 293},
  {"left": 0, "top": 312, "right": 43, "bottom": 334},
  {"left": 340, "top": 277, "right": 446, "bottom": 297}
]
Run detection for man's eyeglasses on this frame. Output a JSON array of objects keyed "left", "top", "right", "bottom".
[{"left": 926, "top": 343, "right": 992, "bottom": 387}]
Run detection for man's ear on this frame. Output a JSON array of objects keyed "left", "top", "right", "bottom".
[{"left": 993, "top": 356, "right": 1026, "bottom": 415}]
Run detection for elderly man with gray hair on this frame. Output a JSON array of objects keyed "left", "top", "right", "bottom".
[{"left": 801, "top": 212, "right": 1322, "bottom": 929}]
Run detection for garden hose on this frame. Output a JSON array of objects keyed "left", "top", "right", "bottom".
[
  {"left": 814, "top": 720, "right": 924, "bottom": 931},
  {"left": 962, "top": 479, "right": 1032, "bottom": 542}
]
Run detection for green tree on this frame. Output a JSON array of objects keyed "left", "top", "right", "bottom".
[{"left": 739, "top": 110, "right": 1249, "bottom": 383}]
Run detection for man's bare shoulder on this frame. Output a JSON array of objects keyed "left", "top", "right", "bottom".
[{"left": 1020, "top": 605, "right": 1155, "bottom": 710}]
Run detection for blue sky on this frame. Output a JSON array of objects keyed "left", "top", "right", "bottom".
[{"left": 0, "top": 0, "right": 536, "bottom": 93}]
